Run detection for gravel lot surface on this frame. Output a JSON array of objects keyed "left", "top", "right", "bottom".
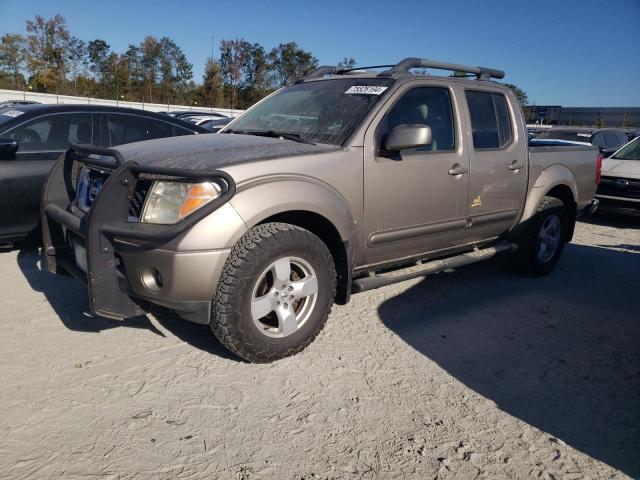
[{"left": 1, "top": 211, "right": 639, "bottom": 480}]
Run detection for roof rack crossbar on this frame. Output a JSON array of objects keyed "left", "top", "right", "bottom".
[
  {"left": 296, "top": 66, "right": 337, "bottom": 83},
  {"left": 386, "top": 57, "right": 505, "bottom": 80},
  {"left": 336, "top": 64, "right": 395, "bottom": 74}
]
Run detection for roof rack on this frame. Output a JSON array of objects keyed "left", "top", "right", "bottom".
[
  {"left": 299, "top": 57, "right": 504, "bottom": 82},
  {"left": 383, "top": 57, "right": 505, "bottom": 80}
]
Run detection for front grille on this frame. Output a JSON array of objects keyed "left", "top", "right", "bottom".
[
  {"left": 73, "top": 161, "right": 152, "bottom": 220},
  {"left": 129, "top": 180, "right": 152, "bottom": 220},
  {"left": 597, "top": 176, "right": 640, "bottom": 200}
]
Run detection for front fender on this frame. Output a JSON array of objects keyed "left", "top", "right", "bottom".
[{"left": 230, "top": 174, "right": 357, "bottom": 245}]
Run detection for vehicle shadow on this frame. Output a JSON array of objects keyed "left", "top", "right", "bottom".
[
  {"left": 15, "top": 248, "right": 239, "bottom": 361},
  {"left": 377, "top": 243, "right": 640, "bottom": 477}
]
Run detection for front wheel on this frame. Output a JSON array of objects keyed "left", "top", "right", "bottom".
[
  {"left": 210, "top": 222, "right": 336, "bottom": 363},
  {"left": 513, "top": 196, "right": 568, "bottom": 276}
]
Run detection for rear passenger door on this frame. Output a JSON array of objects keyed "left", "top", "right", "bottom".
[
  {"left": 464, "top": 89, "right": 527, "bottom": 241},
  {"left": 103, "top": 113, "right": 174, "bottom": 147}
]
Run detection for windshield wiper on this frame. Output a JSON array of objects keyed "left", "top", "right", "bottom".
[{"left": 224, "top": 129, "right": 315, "bottom": 145}]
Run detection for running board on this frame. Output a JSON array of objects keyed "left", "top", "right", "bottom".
[{"left": 351, "top": 242, "right": 516, "bottom": 293}]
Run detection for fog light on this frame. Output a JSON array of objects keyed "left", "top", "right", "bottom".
[{"left": 141, "top": 267, "right": 163, "bottom": 292}]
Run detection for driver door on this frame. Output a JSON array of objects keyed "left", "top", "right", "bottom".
[
  {"left": 0, "top": 113, "right": 95, "bottom": 239},
  {"left": 363, "top": 84, "right": 470, "bottom": 265}
]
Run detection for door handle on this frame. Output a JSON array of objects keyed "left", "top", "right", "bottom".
[
  {"left": 448, "top": 164, "right": 469, "bottom": 176},
  {"left": 509, "top": 160, "right": 524, "bottom": 171}
]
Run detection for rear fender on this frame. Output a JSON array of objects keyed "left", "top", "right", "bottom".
[{"left": 521, "top": 165, "right": 577, "bottom": 223}]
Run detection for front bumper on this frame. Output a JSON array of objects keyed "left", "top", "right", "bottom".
[
  {"left": 595, "top": 194, "right": 640, "bottom": 210},
  {"left": 41, "top": 144, "right": 236, "bottom": 323},
  {"left": 595, "top": 176, "right": 640, "bottom": 210},
  {"left": 119, "top": 247, "right": 231, "bottom": 324}
]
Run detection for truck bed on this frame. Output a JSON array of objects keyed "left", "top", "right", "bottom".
[{"left": 527, "top": 141, "right": 599, "bottom": 211}]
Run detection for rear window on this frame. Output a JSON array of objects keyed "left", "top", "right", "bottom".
[{"left": 465, "top": 91, "right": 513, "bottom": 149}]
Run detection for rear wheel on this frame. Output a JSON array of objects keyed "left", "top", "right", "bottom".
[
  {"left": 210, "top": 222, "right": 336, "bottom": 362},
  {"left": 513, "top": 196, "right": 568, "bottom": 276}
]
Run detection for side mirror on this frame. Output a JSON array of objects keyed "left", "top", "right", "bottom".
[
  {"left": 384, "top": 124, "right": 432, "bottom": 151},
  {"left": 0, "top": 137, "right": 19, "bottom": 156}
]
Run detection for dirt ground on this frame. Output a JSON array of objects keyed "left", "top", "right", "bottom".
[{"left": 1, "top": 210, "right": 639, "bottom": 480}]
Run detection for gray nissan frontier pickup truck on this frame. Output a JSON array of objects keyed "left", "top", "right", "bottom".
[{"left": 42, "top": 57, "right": 601, "bottom": 362}]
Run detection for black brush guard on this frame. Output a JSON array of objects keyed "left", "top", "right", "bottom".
[{"left": 41, "top": 143, "right": 236, "bottom": 320}]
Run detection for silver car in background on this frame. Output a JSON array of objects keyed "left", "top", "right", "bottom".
[{"left": 596, "top": 137, "right": 640, "bottom": 210}]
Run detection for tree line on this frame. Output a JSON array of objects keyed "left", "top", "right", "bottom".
[{"left": 0, "top": 14, "right": 358, "bottom": 109}]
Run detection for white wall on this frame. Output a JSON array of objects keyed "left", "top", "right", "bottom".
[{"left": 0, "top": 89, "right": 244, "bottom": 117}]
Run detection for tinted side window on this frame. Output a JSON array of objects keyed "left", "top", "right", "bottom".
[
  {"left": 592, "top": 133, "right": 606, "bottom": 148},
  {"left": 379, "top": 87, "right": 455, "bottom": 152},
  {"left": 107, "top": 114, "right": 173, "bottom": 146},
  {"left": 7, "top": 113, "right": 92, "bottom": 152},
  {"left": 174, "top": 125, "right": 196, "bottom": 136},
  {"left": 604, "top": 133, "right": 617, "bottom": 148},
  {"left": 466, "top": 91, "right": 513, "bottom": 149}
]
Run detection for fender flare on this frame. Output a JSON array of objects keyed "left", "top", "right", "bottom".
[{"left": 521, "top": 164, "right": 577, "bottom": 223}]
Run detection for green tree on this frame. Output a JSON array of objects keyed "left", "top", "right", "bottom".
[
  {"left": 220, "top": 38, "right": 249, "bottom": 109},
  {"left": 241, "top": 42, "right": 272, "bottom": 106},
  {"left": 337, "top": 57, "right": 356, "bottom": 70},
  {"left": 87, "top": 39, "right": 110, "bottom": 79},
  {"left": 66, "top": 36, "right": 88, "bottom": 94},
  {"left": 140, "top": 36, "right": 161, "bottom": 102},
  {"left": 158, "top": 37, "right": 193, "bottom": 104},
  {"left": 503, "top": 83, "right": 529, "bottom": 107},
  {"left": 268, "top": 42, "right": 318, "bottom": 87},
  {"left": 25, "top": 14, "right": 70, "bottom": 92},
  {"left": 0, "top": 33, "right": 26, "bottom": 89},
  {"left": 200, "top": 57, "right": 224, "bottom": 107}
]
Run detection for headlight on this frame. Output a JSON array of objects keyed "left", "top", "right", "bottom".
[{"left": 141, "top": 181, "right": 221, "bottom": 224}]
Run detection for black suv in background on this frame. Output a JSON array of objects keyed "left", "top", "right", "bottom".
[
  {"left": 535, "top": 127, "right": 629, "bottom": 156},
  {"left": 0, "top": 104, "right": 206, "bottom": 244}
]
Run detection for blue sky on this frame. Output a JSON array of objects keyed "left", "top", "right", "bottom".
[{"left": 1, "top": 0, "right": 638, "bottom": 106}]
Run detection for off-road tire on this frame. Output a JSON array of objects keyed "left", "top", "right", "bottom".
[
  {"left": 210, "top": 222, "right": 336, "bottom": 362},
  {"left": 513, "top": 196, "right": 568, "bottom": 276}
]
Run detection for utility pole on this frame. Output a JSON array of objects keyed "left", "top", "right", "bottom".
[{"left": 214, "top": 35, "right": 216, "bottom": 115}]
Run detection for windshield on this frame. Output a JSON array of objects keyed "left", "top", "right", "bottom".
[
  {"left": 612, "top": 137, "right": 640, "bottom": 160},
  {"left": 227, "top": 78, "right": 394, "bottom": 145},
  {"left": 535, "top": 130, "right": 592, "bottom": 143}
]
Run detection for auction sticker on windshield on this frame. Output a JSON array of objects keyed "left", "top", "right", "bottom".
[
  {"left": 345, "top": 86, "right": 388, "bottom": 95},
  {"left": 1, "top": 110, "right": 24, "bottom": 118}
]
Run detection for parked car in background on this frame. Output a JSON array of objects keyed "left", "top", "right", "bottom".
[
  {"left": 0, "top": 104, "right": 206, "bottom": 245},
  {"left": 181, "top": 113, "right": 229, "bottom": 123},
  {"left": 623, "top": 128, "right": 640, "bottom": 141},
  {"left": 535, "top": 127, "right": 629, "bottom": 156},
  {"left": 42, "top": 57, "right": 600, "bottom": 362},
  {"left": 196, "top": 116, "right": 233, "bottom": 132},
  {"left": 595, "top": 137, "right": 640, "bottom": 211}
]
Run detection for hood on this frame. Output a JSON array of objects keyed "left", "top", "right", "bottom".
[
  {"left": 111, "top": 132, "right": 341, "bottom": 170},
  {"left": 602, "top": 158, "right": 640, "bottom": 180}
]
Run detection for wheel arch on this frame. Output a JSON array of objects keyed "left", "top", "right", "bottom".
[
  {"left": 257, "top": 210, "right": 352, "bottom": 305},
  {"left": 521, "top": 182, "right": 577, "bottom": 242},
  {"left": 521, "top": 164, "right": 578, "bottom": 241},
  {"left": 229, "top": 177, "right": 359, "bottom": 305}
]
